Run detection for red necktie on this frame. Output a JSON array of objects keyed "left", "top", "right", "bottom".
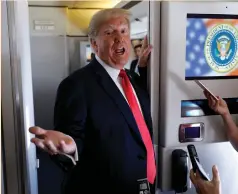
[{"left": 119, "top": 69, "right": 156, "bottom": 184}]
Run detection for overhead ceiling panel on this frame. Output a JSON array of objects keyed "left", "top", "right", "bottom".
[
  {"left": 71, "top": 0, "right": 122, "bottom": 9},
  {"left": 28, "top": 1, "right": 74, "bottom": 7},
  {"left": 28, "top": 0, "right": 134, "bottom": 36},
  {"left": 67, "top": 9, "right": 100, "bottom": 35},
  {"left": 28, "top": 0, "right": 121, "bottom": 9}
]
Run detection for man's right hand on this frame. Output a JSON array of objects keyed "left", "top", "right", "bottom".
[
  {"left": 29, "top": 126, "right": 76, "bottom": 155},
  {"left": 204, "top": 90, "right": 229, "bottom": 116},
  {"left": 138, "top": 35, "right": 153, "bottom": 68}
]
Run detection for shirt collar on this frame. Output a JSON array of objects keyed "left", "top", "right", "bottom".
[{"left": 95, "top": 54, "right": 120, "bottom": 81}]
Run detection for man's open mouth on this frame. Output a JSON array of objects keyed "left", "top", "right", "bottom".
[{"left": 115, "top": 47, "right": 125, "bottom": 55}]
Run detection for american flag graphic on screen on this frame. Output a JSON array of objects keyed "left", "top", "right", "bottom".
[{"left": 185, "top": 15, "right": 238, "bottom": 79}]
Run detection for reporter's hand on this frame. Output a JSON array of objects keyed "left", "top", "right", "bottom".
[
  {"left": 190, "top": 165, "right": 221, "bottom": 194},
  {"left": 29, "top": 126, "right": 76, "bottom": 155},
  {"left": 138, "top": 35, "right": 153, "bottom": 67},
  {"left": 204, "top": 90, "right": 229, "bottom": 116}
]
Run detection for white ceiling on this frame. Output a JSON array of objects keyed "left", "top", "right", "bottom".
[
  {"left": 129, "top": 1, "right": 149, "bottom": 39},
  {"left": 130, "top": 16, "right": 148, "bottom": 39},
  {"left": 129, "top": 1, "right": 149, "bottom": 22}
]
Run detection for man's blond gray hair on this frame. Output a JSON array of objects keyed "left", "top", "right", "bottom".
[{"left": 88, "top": 8, "right": 131, "bottom": 39}]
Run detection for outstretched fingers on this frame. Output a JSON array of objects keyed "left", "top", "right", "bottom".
[{"left": 29, "top": 126, "right": 47, "bottom": 136}]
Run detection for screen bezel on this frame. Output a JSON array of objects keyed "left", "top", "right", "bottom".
[{"left": 179, "top": 123, "right": 204, "bottom": 143}]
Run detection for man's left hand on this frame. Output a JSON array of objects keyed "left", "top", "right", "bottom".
[
  {"left": 138, "top": 35, "right": 153, "bottom": 67},
  {"left": 190, "top": 165, "right": 221, "bottom": 194}
]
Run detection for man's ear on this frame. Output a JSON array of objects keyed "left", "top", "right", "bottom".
[{"left": 90, "top": 38, "right": 98, "bottom": 53}]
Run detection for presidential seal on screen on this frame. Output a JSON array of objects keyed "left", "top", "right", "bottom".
[{"left": 204, "top": 24, "right": 238, "bottom": 73}]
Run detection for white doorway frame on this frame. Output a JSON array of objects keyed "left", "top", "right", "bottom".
[{"left": 2, "top": 1, "right": 38, "bottom": 194}]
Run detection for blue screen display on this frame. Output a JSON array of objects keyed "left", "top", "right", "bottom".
[{"left": 185, "top": 127, "right": 200, "bottom": 138}]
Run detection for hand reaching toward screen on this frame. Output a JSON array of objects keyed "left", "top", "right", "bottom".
[
  {"left": 190, "top": 165, "right": 221, "bottom": 194},
  {"left": 204, "top": 90, "right": 229, "bottom": 116},
  {"left": 29, "top": 126, "right": 76, "bottom": 155}
]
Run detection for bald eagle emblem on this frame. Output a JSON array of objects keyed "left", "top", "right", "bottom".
[
  {"left": 204, "top": 23, "right": 238, "bottom": 73},
  {"left": 215, "top": 35, "right": 232, "bottom": 61}
]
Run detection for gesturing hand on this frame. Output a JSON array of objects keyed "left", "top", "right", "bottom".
[
  {"left": 29, "top": 126, "right": 76, "bottom": 155},
  {"left": 138, "top": 35, "right": 153, "bottom": 67}
]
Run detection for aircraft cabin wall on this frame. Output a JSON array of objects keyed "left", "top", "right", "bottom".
[
  {"left": 29, "top": 6, "right": 90, "bottom": 130},
  {"left": 151, "top": 1, "right": 238, "bottom": 194},
  {"left": 28, "top": 6, "right": 90, "bottom": 194},
  {"left": 2, "top": 1, "right": 38, "bottom": 194}
]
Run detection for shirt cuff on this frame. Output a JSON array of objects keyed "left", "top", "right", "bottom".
[{"left": 59, "top": 136, "right": 79, "bottom": 165}]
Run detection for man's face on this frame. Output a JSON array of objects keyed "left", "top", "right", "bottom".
[
  {"left": 135, "top": 47, "right": 141, "bottom": 58},
  {"left": 91, "top": 17, "right": 131, "bottom": 69}
]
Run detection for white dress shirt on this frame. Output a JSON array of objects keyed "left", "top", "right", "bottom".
[{"left": 95, "top": 55, "right": 143, "bottom": 113}]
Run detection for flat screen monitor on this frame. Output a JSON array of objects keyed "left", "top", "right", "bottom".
[{"left": 185, "top": 14, "right": 238, "bottom": 80}]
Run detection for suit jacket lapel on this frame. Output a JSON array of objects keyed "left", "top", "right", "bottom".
[{"left": 90, "top": 59, "right": 145, "bottom": 148}]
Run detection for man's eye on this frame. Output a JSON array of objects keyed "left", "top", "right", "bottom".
[
  {"left": 106, "top": 31, "right": 111, "bottom": 35},
  {"left": 122, "top": 29, "right": 128, "bottom": 34}
]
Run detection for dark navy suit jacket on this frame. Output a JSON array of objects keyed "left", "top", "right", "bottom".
[
  {"left": 53, "top": 58, "right": 153, "bottom": 194},
  {"left": 130, "top": 59, "right": 138, "bottom": 73}
]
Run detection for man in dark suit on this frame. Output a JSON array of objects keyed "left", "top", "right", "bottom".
[
  {"left": 29, "top": 8, "right": 155, "bottom": 194},
  {"left": 130, "top": 44, "right": 142, "bottom": 73},
  {"left": 130, "top": 39, "right": 152, "bottom": 75}
]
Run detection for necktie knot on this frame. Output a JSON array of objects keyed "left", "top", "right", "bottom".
[{"left": 119, "top": 69, "right": 127, "bottom": 78}]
